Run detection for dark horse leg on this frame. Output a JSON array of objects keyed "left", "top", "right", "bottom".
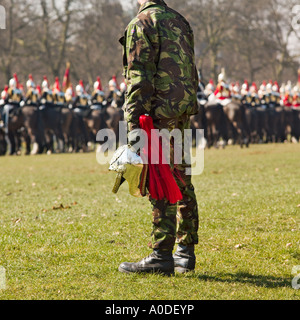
[
  {"left": 0, "top": 130, "right": 7, "bottom": 156},
  {"left": 8, "top": 131, "right": 16, "bottom": 155}
]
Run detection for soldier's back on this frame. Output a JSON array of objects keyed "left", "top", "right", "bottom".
[{"left": 126, "top": 0, "right": 198, "bottom": 119}]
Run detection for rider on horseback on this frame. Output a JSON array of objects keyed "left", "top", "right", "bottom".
[
  {"left": 7, "top": 73, "right": 23, "bottom": 107},
  {"left": 91, "top": 76, "right": 105, "bottom": 107},
  {"left": 40, "top": 76, "right": 54, "bottom": 107},
  {"left": 269, "top": 81, "right": 280, "bottom": 107},
  {"left": 0, "top": 73, "right": 23, "bottom": 140},
  {"left": 249, "top": 82, "right": 261, "bottom": 108},
  {"left": 258, "top": 82, "right": 270, "bottom": 108},
  {"left": 0, "top": 85, "right": 9, "bottom": 128},
  {"left": 204, "top": 79, "right": 215, "bottom": 97},
  {"left": 282, "top": 82, "right": 294, "bottom": 107},
  {"left": 0, "top": 85, "right": 9, "bottom": 106},
  {"left": 52, "top": 77, "right": 66, "bottom": 107},
  {"left": 292, "top": 70, "right": 300, "bottom": 108},
  {"left": 210, "top": 71, "right": 231, "bottom": 106},
  {"left": 230, "top": 82, "right": 242, "bottom": 104},
  {"left": 106, "top": 75, "right": 122, "bottom": 108},
  {"left": 65, "top": 84, "right": 74, "bottom": 106},
  {"left": 293, "top": 91, "right": 300, "bottom": 107},
  {"left": 73, "top": 80, "right": 90, "bottom": 110},
  {"left": 24, "top": 74, "right": 39, "bottom": 106}
]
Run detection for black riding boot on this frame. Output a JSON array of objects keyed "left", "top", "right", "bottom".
[
  {"left": 173, "top": 244, "right": 196, "bottom": 273},
  {"left": 119, "top": 249, "right": 174, "bottom": 276}
]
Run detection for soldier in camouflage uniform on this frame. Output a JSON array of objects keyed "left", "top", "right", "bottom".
[{"left": 118, "top": 0, "right": 199, "bottom": 275}]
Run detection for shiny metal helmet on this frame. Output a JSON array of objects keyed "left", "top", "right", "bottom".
[{"left": 109, "top": 145, "right": 147, "bottom": 198}]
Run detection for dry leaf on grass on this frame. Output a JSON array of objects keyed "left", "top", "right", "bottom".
[
  {"left": 52, "top": 204, "right": 64, "bottom": 210},
  {"left": 52, "top": 203, "right": 73, "bottom": 210}
]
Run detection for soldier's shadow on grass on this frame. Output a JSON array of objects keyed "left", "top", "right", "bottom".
[{"left": 194, "top": 272, "right": 291, "bottom": 288}]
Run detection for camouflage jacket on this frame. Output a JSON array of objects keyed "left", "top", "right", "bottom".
[{"left": 120, "top": 0, "right": 199, "bottom": 130}]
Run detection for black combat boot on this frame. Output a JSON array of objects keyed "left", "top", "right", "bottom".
[
  {"left": 173, "top": 244, "right": 196, "bottom": 273},
  {"left": 119, "top": 249, "right": 174, "bottom": 276}
]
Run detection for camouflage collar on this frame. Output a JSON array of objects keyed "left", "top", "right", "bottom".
[{"left": 138, "top": 0, "right": 167, "bottom": 14}]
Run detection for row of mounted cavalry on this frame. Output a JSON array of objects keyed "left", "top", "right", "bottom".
[
  {"left": 0, "top": 89, "right": 123, "bottom": 156},
  {"left": 0, "top": 87, "right": 299, "bottom": 156},
  {"left": 192, "top": 91, "right": 300, "bottom": 149}
]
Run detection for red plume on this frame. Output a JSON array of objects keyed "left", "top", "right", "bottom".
[
  {"left": 97, "top": 76, "right": 102, "bottom": 91},
  {"left": 62, "top": 62, "right": 71, "bottom": 92},
  {"left": 79, "top": 80, "right": 85, "bottom": 93},
  {"left": 43, "top": 75, "right": 49, "bottom": 86},
  {"left": 13, "top": 73, "right": 19, "bottom": 89},
  {"left": 139, "top": 115, "right": 183, "bottom": 204},
  {"left": 54, "top": 77, "right": 61, "bottom": 92},
  {"left": 112, "top": 75, "right": 119, "bottom": 89},
  {"left": 36, "top": 85, "right": 41, "bottom": 95}
]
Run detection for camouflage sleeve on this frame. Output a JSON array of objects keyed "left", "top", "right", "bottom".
[{"left": 124, "top": 22, "right": 158, "bottom": 130}]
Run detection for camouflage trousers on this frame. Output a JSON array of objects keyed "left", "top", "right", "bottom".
[{"left": 148, "top": 116, "right": 199, "bottom": 251}]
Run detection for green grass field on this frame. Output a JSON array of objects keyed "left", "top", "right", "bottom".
[{"left": 0, "top": 143, "right": 299, "bottom": 300}]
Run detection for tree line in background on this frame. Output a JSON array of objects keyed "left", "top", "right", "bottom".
[{"left": 0, "top": 0, "right": 299, "bottom": 92}]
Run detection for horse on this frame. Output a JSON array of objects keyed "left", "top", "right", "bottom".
[
  {"left": 105, "top": 105, "right": 124, "bottom": 146},
  {"left": 83, "top": 104, "right": 110, "bottom": 150},
  {"left": 0, "top": 110, "right": 7, "bottom": 155},
  {"left": 291, "top": 107, "right": 300, "bottom": 143},
  {"left": 190, "top": 100, "right": 207, "bottom": 147},
  {"left": 267, "top": 106, "right": 286, "bottom": 143},
  {"left": 223, "top": 101, "right": 250, "bottom": 148},
  {"left": 203, "top": 102, "right": 228, "bottom": 148},
  {"left": 37, "top": 103, "right": 66, "bottom": 153},
  {"left": 68, "top": 108, "right": 90, "bottom": 153},
  {"left": 20, "top": 104, "right": 46, "bottom": 154}
]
